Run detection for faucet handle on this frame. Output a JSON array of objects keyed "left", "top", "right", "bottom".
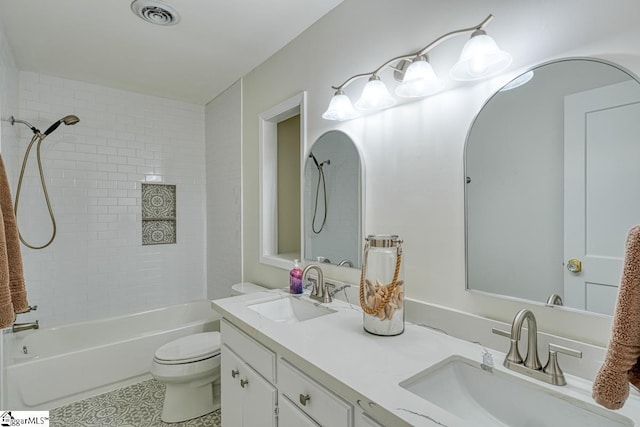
[
  {"left": 492, "top": 327, "right": 524, "bottom": 365},
  {"left": 549, "top": 343, "right": 582, "bottom": 359},
  {"left": 492, "top": 328, "right": 511, "bottom": 338},
  {"left": 543, "top": 343, "right": 582, "bottom": 386}
]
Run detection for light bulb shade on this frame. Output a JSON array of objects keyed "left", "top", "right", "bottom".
[
  {"left": 450, "top": 32, "right": 512, "bottom": 81},
  {"left": 322, "top": 93, "right": 359, "bottom": 121},
  {"left": 499, "top": 70, "right": 534, "bottom": 92},
  {"left": 395, "top": 59, "right": 445, "bottom": 98},
  {"left": 355, "top": 79, "right": 397, "bottom": 111}
]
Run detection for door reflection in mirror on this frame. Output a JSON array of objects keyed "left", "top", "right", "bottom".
[{"left": 465, "top": 58, "right": 640, "bottom": 315}]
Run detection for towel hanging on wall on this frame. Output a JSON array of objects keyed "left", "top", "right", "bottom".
[
  {"left": 0, "top": 155, "right": 28, "bottom": 328},
  {"left": 592, "top": 225, "right": 640, "bottom": 409}
]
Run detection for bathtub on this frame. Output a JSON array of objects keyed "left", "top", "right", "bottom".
[{"left": 4, "top": 300, "right": 220, "bottom": 410}]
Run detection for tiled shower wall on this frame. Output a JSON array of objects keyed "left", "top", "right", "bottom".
[{"left": 7, "top": 71, "right": 206, "bottom": 327}]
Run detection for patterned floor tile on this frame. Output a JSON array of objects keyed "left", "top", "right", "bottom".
[{"left": 50, "top": 379, "right": 221, "bottom": 427}]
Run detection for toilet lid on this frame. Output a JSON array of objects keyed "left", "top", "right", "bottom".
[{"left": 154, "top": 332, "right": 221, "bottom": 364}]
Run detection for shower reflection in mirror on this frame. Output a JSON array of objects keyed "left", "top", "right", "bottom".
[
  {"left": 308, "top": 151, "right": 330, "bottom": 234},
  {"left": 304, "top": 131, "right": 363, "bottom": 269}
]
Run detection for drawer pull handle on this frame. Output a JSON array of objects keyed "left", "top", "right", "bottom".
[
  {"left": 299, "top": 394, "right": 311, "bottom": 406},
  {"left": 231, "top": 369, "right": 239, "bottom": 378},
  {"left": 240, "top": 378, "right": 249, "bottom": 388}
]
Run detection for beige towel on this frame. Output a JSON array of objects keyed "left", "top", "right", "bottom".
[
  {"left": 0, "top": 155, "right": 28, "bottom": 329},
  {"left": 593, "top": 225, "right": 640, "bottom": 409}
]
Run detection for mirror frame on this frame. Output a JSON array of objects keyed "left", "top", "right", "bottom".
[
  {"left": 463, "top": 57, "right": 640, "bottom": 315},
  {"left": 258, "top": 91, "right": 307, "bottom": 270},
  {"left": 302, "top": 129, "right": 366, "bottom": 269}
]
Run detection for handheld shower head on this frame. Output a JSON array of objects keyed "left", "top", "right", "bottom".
[{"left": 43, "top": 115, "right": 80, "bottom": 136}]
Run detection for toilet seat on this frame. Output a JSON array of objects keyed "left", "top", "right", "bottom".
[{"left": 154, "top": 332, "right": 221, "bottom": 365}]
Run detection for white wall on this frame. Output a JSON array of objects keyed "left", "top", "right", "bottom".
[
  {"left": 205, "top": 80, "right": 242, "bottom": 299},
  {"left": 241, "top": 0, "right": 640, "bottom": 346},
  {"left": 5, "top": 71, "right": 206, "bottom": 327}
]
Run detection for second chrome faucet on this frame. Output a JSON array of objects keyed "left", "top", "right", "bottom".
[{"left": 493, "top": 309, "right": 582, "bottom": 386}]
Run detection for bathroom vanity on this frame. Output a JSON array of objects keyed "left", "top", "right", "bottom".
[{"left": 212, "top": 290, "right": 640, "bottom": 426}]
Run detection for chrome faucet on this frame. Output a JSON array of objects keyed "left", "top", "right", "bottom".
[
  {"left": 493, "top": 309, "right": 582, "bottom": 386},
  {"left": 302, "top": 264, "right": 331, "bottom": 303},
  {"left": 12, "top": 320, "right": 39, "bottom": 333},
  {"left": 338, "top": 259, "right": 354, "bottom": 267},
  {"left": 507, "top": 309, "right": 542, "bottom": 370},
  {"left": 545, "top": 293, "right": 563, "bottom": 306}
]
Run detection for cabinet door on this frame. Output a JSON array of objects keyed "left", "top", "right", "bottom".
[
  {"left": 222, "top": 344, "right": 277, "bottom": 427},
  {"left": 221, "top": 345, "right": 243, "bottom": 427},
  {"left": 242, "top": 359, "right": 277, "bottom": 427},
  {"left": 279, "top": 394, "right": 320, "bottom": 427}
]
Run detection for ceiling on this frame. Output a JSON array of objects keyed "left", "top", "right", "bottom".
[{"left": 0, "top": 0, "right": 343, "bottom": 105}]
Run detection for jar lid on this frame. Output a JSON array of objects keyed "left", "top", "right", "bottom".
[{"left": 366, "top": 234, "right": 402, "bottom": 247}]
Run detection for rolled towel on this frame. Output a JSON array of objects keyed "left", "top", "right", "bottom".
[{"left": 592, "top": 225, "right": 640, "bottom": 409}]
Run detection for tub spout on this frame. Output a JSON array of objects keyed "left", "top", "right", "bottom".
[{"left": 13, "top": 320, "right": 39, "bottom": 333}]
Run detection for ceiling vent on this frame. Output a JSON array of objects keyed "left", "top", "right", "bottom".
[{"left": 131, "top": 0, "right": 181, "bottom": 26}]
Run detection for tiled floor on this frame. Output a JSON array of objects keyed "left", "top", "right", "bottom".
[{"left": 50, "top": 379, "right": 221, "bottom": 427}]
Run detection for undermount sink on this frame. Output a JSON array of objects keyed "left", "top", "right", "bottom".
[
  {"left": 247, "top": 295, "right": 336, "bottom": 324},
  {"left": 400, "top": 356, "right": 632, "bottom": 427}
]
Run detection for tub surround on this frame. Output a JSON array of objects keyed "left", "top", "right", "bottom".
[{"left": 212, "top": 290, "right": 640, "bottom": 426}]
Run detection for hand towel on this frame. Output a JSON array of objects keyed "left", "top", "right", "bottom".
[
  {"left": 0, "top": 155, "right": 28, "bottom": 329},
  {"left": 593, "top": 225, "right": 640, "bottom": 409}
]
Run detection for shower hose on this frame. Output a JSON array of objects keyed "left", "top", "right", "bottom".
[{"left": 14, "top": 133, "right": 57, "bottom": 249}]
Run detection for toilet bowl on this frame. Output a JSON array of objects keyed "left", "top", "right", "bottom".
[
  {"left": 151, "top": 332, "right": 221, "bottom": 423},
  {"left": 151, "top": 283, "right": 268, "bottom": 422}
]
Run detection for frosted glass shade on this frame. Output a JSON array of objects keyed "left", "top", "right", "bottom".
[
  {"left": 322, "top": 93, "right": 358, "bottom": 121},
  {"left": 395, "top": 59, "right": 445, "bottom": 98},
  {"left": 355, "top": 79, "right": 397, "bottom": 111},
  {"left": 450, "top": 33, "right": 512, "bottom": 81}
]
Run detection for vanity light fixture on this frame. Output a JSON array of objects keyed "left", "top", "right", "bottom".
[{"left": 322, "top": 14, "right": 512, "bottom": 121}]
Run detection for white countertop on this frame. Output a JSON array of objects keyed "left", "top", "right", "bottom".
[{"left": 211, "top": 290, "right": 640, "bottom": 427}]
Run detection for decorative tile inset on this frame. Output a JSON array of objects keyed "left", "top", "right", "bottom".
[
  {"left": 142, "top": 220, "right": 177, "bottom": 245},
  {"left": 142, "top": 184, "right": 176, "bottom": 245},
  {"left": 142, "top": 184, "right": 176, "bottom": 219}
]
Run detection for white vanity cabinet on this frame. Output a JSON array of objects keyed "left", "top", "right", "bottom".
[
  {"left": 278, "top": 358, "right": 353, "bottom": 427},
  {"left": 220, "top": 317, "right": 389, "bottom": 427},
  {"left": 220, "top": 320, "right": 277, "bottom": 427}
]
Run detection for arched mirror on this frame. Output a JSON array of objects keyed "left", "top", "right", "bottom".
[
  {"left": 465, "top": 58, "right": 640, "bottom": 315},
  {"left": 304, "top": 130, "right": 364, "bottom": 269}
]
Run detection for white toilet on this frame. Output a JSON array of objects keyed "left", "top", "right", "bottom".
[
  {"left": 151, "top": 283, "right": 268, "bottom": 423},
  {"left": 231, "top": 281, "right": 269, "bottom": 296},
  {"left": 151, "top": 331, "right": 222, "bottom": 423}
]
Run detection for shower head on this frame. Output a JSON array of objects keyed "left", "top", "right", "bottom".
[
  {"left": 43, "top": 115, "right": 80, "bottom": 136},
  {"left": 8, "top": 114, "right": 80, "bottom": 136}
]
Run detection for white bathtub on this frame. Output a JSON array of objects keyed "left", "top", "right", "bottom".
[{"left": 4, "top": 300, "right": 220, "bottom": 410}]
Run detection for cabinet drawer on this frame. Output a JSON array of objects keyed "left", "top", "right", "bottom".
[
  {"left": 278, "top": 358, "right": 352, "bottom": 427},
  {"left": 221, "top": 319, "right": 276, "bottom": 383},
  {"left": 279, "top": 394, "right": 321, "bottom": 427}
]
